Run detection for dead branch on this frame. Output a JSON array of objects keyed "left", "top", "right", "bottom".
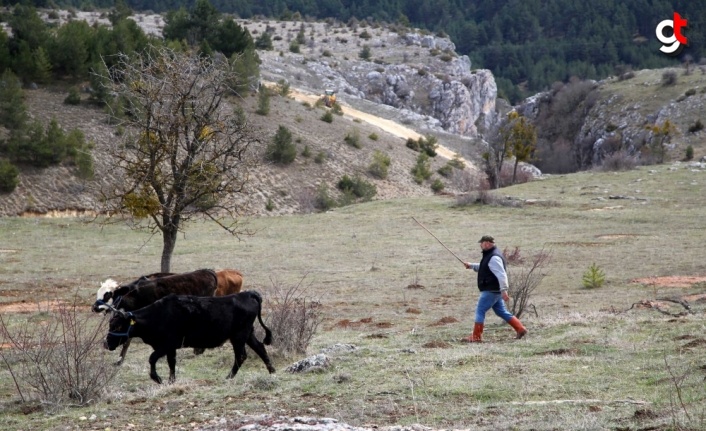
[{"left": 626, "top": 299, "right": 691, "bottom": 317}]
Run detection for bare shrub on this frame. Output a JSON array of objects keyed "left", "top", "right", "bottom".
[
  {"left": 502, "top": 246, "right": 524, "bottom": 265},
  {"left": 508, "top": 248, "right": 551, "bottom": 318},
  {"left": 262, "top": 275, "right": 323, "bottom": 357},
  {"left": 450, "top": 168, "right": 485, "bottom": 200},
  {"left": 295, "top": 187, "right": 318, "bottom": 214},
  {"left": 599, "top": 150, "right": 638, "bottom": 171},
  {"left": 535, "top": 138, "right": 579, "bottom": 174},
  {"left": 455, "top": 188, "right": 502, "bottom": 207},
  {"left": 497, "top": 162, "right": 532, "bottom": 187},
  {"left": 534, "top": 78, "right": 598, "bottom": 173},
  {"left": 0, "top": 298, "right": 118, "bottom": 409},
  {"left": 662, "top": 70, "right": 678, "bottom": 86}
]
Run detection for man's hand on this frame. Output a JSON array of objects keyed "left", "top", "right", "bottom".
[
  {"left": 464, "top": 262, "right": 471, "bottom": 269},
  {"left": 502, "top": 291, "right": 510, "bottom": 302}
]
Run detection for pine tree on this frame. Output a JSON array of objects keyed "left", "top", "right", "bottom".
[
  {"left": 267, "top": 125, "right": 296, "bottom": 164},
  {"left": 0, "top": 70, "right": 28, "bottom": 131},
  {"left": 255, "top": 85, "right": 270, "bottom": 116},
  {"left": 33, "top": 47, "right": 52, "bottom": 84}
]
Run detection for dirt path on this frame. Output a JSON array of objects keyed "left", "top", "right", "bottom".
[{"left": 266, "top": 83, "right": 476, "bottom": 171}]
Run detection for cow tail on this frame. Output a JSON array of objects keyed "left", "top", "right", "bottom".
[{"left": 253, "top": 291, "right": 273, "bottom": 345}]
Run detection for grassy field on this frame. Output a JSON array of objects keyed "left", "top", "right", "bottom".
[{"left": 0, "top": 162, "right": 705, "bottom": 430}]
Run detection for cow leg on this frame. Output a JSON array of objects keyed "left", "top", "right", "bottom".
[
  {"left": 246, "top": 331, "right": 276, "bottom": 374},
  {"left": 148, "top": 350, "right": 165, "bottom": 384},
  {"left": 115, "top": 338, "right": 132, "bottom": 366},
  {"left": 227, "top": 339, "right": 248, "bottom": 379},
  {"left": 167, "top": 350, "right": 177, "bottom": 384}
]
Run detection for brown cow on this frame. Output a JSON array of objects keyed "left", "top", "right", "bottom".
[{"left": 214, "top": 269, "right": 244, "bottom": 296}]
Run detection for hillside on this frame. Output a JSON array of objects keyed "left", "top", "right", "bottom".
[
  {"left": 1, "top": 83, "right": 469, "bottom": 218},
  {"left": 0, "top": 14, "right": 492, "bottom": 218},
  {"left": 2, "top": 13, "right": 706, "bottom": 217}
]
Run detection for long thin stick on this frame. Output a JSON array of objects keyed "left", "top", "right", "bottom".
[{"left": 412, "top": 217, "right": 465, "bottom": 264}]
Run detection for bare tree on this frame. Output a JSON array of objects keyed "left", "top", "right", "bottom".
[
  {"left": 479, "top": 117, "right": 505, "bottom": 190},
  {"left": 508, "top": 248, "right": 551, "bottom": 318},
  {"left": 97, "top": 46, "right": 263, "bottom": 271},
  {"left": 483, "top": 111, "right": 534, "bottom": 188}
]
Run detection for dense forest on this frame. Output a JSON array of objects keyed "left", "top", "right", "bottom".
[{"left": 4, "top": 0, "right": 702, "bottom": 101}]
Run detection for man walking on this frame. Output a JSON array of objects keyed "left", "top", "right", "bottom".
[{"left": 462, "top": 235, "right": 527, "bottom": 342}]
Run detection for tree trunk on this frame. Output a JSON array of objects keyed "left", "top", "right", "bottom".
[
  {"left": 512, "top": 158, "right": 520, "bottom": 185},
  {"left": 161, "top": 226, "right": 178, "bottom": 273}
]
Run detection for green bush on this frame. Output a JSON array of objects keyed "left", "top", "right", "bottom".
[
  {"left": 438, "top": 156, "right": 466, "bottom": 177},
  {"left": 368, "top": 150, "right": 391, "bottom": 179},
  {"left": 336, "top": 174, "right": 376, "bottom": 202},
  {"left": 69, "top": 131, "right": 93, "bottom": 179},
  {"left": 411, "top": 153, "right": 432, "bottom": 184},
  {"left": 320, "top": 111, "right": 334, "bottom": 123},
  {"left": 75, "top": 148, "right": 94, "bottom": 179},
  {"left": 64, "top": 87, "right": 81, "bottom": 105},
  {"left": 405, "top": 135, "right": 438, "bottom": 157},
  {"left": 431, "top": 178, "right": 445, "bottom": 193},
  {"left": 256, "top": 87, "right": 270, "bottom": 116},
  {"left": 685, "top": 145, "right": 694, "bottom": 161},
  {"left": 582, "top": 263, "right": 605, "bottom": 289},
  {"left": 255, "top": 32, "right": 274, "bottom": 50},
  {"left": 266, "top": 125, "right": 297, "bottom": 164},
  {"left": 314, "top": 183, "right": 336, "bottom": 211},
  {"left": 344, "top": 128, "right": 361, "bottom": 148},
  {"left": 0, "top": 160, "right": 20, "bottom": 193},
  {"left": 277, "top": 79, "right": 291, "bottom": 97},
  {"left": 301, "top": 145, "right": 311, "bottom": 158},
  {"left": 448, "top": 156, "right": 465, "bottom": 170},
  {"left": 7, "top": 118, "right": 86, "bottom": 169},
  {"left": 368, "top": 133, "right": 378, "bottom": 141},
  {"left": 359, "top": 45, "right": 372, "bottom": 60},
  {"left": 437, "top": 164, "right": 452, "bottom": 177}
]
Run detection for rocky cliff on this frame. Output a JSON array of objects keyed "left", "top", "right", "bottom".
[{"left": 249, "top": 20, "right": 498, "bottom": 139}]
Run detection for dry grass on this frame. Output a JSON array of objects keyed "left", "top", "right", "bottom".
[{"left": 0, "top": 162, "right": 705, "bottom": 430}]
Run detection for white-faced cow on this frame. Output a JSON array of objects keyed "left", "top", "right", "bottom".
[
  {"left": 104, "top": 291, "right": 276, "bottom": 384},
  {"left": 93, "top": 269, "right": 244, "bottom": 313},
  {"left": 93, "top": 269, "right": 219, "bottom": 364}
]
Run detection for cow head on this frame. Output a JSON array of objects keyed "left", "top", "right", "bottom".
[
  {"left": 104, "top": 310, "right": 135, "bottom": 351},
  {"left": 93, "top": 279, "right": 134, "bottom": 313},
  {"left": 92, "top": 279, "right": 119, "bottom": 313}
]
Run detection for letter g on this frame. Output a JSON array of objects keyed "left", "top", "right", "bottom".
[{"left": 656, "top": 19, "right": 680, "bottom": 54}]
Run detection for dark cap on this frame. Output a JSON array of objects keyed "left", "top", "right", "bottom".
[{"left": 478, "top": 235, "right": 495, "bottom": 243}]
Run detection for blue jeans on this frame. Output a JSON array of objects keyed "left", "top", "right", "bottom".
[{"left": 475, "top": 291, "right": 513, "bottom": 324}]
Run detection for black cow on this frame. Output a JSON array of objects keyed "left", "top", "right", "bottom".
[
  {"left": 104, "top": 291, "right": 276, "bottom": 384},
  {"left": 93, "top": 269, "right": 218, "bottom": 365}
]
